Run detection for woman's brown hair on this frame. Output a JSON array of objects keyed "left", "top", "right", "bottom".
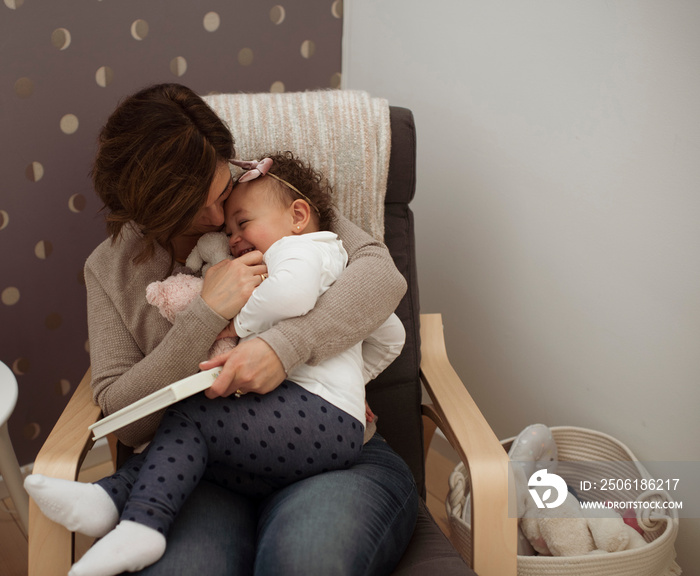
[{"left": 92, "top": 83, "right": 234, "bottom": 264}]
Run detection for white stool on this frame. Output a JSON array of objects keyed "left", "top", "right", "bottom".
[{"left": 0, "top": 360, "right": 29, "bottom": 532}]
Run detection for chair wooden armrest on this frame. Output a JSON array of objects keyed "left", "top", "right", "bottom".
[
  {"left": 420, "top": 313, "right": 517, "bottom": 576},
  {"left": 28, "top": 368, "right": 101, "bottom": 576}
]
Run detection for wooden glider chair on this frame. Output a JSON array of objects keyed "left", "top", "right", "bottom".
[{"left": 28, "top": 99, "right": 516, "bottom": 576}]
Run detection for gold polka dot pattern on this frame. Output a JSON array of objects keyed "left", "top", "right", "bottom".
[
  {"left": 95, "top": 66, "right": 114, "bottom": 88},
  {"left": 51, "top": 28, "right": 71, "bottom": 50},
  {"left": 60, "top": 114, "right": 79, "bottom": 134},
  {"left": 238, "top": 48, "right": 254, "bottom": 66},
  {"left": 170, "top": 56, "right": 188, "bottom": 77},
  {"left": 203, "top": 12, "right": 220, "bottom": 32},
  {"left": 270, "top": 5, "right": 286, "bottom": 25},
  {"left": 56, "top": 379, "right": 72, "bottom": 397},
  {"left": 25, "top": 162, "right": 44, "bottom": 182},
  {"left": 12, "top": 358, "right": 30, "bottom": 376},
  {"left": 2, "top": 287, "right": 20, "bottom": 306},
  {"left": 4, "top": 0, "right": 24, "bottom": 10},
  {"left": 34, "top": 240, "right": 53, "bottom": 260},
  {"left": 131, "top": 19, "right": 149, "bottom": 41},
  {"left": 301, "top": 40, "right": 316, "bottom": 59},
  {"left": 1, "top": 0, "right": 343, "bottom": 467}
]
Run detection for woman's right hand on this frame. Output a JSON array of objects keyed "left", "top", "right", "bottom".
[
  {"left": 201, "top": 338, "right": 287, "bottom": 398},
  {"left": 200, "top": 250, "right": 267, "bottom": 319}
]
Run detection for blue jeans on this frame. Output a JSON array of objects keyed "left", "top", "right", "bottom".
[{"left": 130, "top": 434, "right": 418, "bottom": 576}]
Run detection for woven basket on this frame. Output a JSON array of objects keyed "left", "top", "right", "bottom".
[{"left": 446, "top": 426, "right": 682, "bottom": 576}]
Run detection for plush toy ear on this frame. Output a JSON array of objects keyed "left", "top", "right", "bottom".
[
  {"left": 146, "top": 274, "right": 204, "bottom": 323},
  {"left": 187, "top": 232, "right": 232, "bottom": 275},
  {"left": 508, "top": 424, "right": 557, "bottom": 477},
  {"left": 205, "top": 232, "right": 232, "bottom": 263},
  {"left": 146, "top": 280, "right": 174, "bottom": 322},
  {"left": 185, "top": 245, "right": 205, "bottom": 272},
  {"left": 211, "top": 231, "right": 231, "bottom": 259},
  {"left": 145, "top": 280, "right": 166, "bottom": 309}
]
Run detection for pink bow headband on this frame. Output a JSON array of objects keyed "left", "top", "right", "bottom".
[
  {"left": 229, "top": 158, "right": 320, "bottom": 216},
  {"left": 229, "top": 158, "right": 274, "bottom": 182}
]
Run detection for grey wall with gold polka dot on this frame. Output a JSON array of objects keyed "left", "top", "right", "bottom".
[{"left": 1, "top": 0, "right": 343, "bottom": 466}]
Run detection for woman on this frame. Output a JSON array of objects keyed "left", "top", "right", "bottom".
[{"left": 84, "top": 83, "right": 418, "bottom": 575}]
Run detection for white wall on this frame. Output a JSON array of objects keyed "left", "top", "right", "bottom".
[{"left": 343, "top": 0, "right": 699, "bottom": 569}]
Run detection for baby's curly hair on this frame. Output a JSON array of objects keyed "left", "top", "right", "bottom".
[{"left": 260, "top": 151, "right": 336, "bottom": 231}]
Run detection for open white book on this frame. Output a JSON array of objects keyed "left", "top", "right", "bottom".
[{"left": 89, "top": 367, "right": 223, "bottom": 441}]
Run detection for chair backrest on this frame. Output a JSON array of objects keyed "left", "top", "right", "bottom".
[{"left": 366, "top": 107, "right": 424, "bottom": 495}]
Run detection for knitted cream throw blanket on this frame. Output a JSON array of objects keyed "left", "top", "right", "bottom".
[{"left": 203, "top": 90, "right": 391, "bottom": 240}]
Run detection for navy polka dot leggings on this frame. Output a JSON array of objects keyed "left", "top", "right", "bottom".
[{"left": 96, "top": 380, "right": 364, "bottom": 536}]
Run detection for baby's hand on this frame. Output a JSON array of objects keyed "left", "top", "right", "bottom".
[
  {"left": 216, "top": 321, "right": 238, "bottom": 341},
  {"left": 365, "top": 401, "right": 376, "bottom": 423}
]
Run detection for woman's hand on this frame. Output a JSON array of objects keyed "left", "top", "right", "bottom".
[
  {"left": 200, "top": 338, "right": 286, "bottom": 398},
  {"left": 200, "top": 251, "right": 267, "bottom": 319}
]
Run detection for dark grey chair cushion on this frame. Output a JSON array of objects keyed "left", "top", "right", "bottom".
[{"left": 392, "top": 500, "right": 473, "bottom": 575}]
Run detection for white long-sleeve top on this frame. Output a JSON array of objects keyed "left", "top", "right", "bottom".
[{"left": 233, "top": 232, "right": 404, "bottom": 425}]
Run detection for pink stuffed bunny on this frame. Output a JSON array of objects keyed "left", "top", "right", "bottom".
[{"left": 146, "top": 232, "right": 236, "bottom": 358}]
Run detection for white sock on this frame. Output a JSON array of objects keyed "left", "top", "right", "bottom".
[
  {"left": 24, "top": 473, "right": 119, "bottom": 537},
  {"left": 69, "top": 521, "right": 167, "bottom": 576}
]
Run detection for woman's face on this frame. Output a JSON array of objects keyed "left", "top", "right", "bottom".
[{"left": 183, "top": 162, "right": 233, "bottom": 237}]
